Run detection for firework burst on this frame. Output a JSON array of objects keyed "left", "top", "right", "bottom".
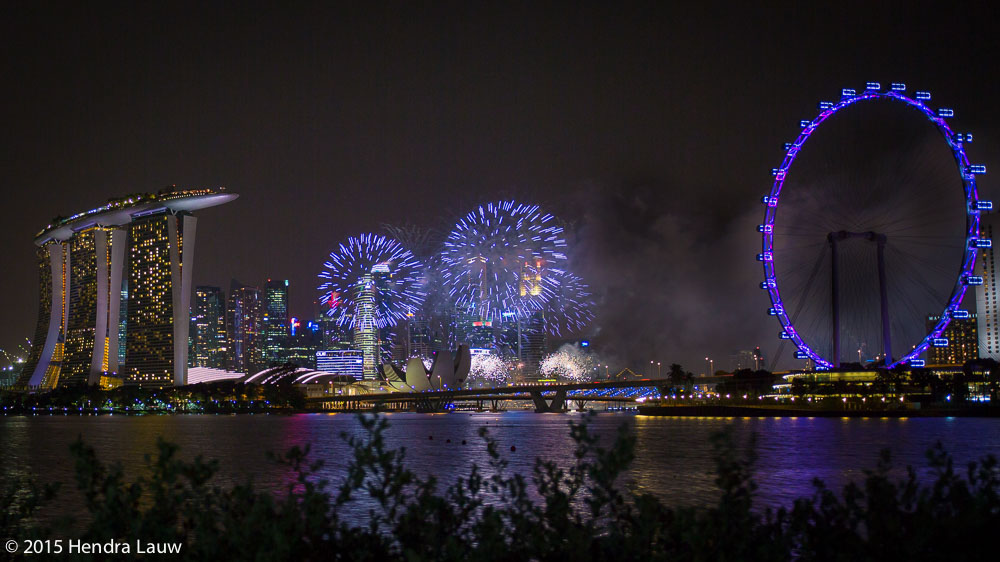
[
  {"left": 543, "top": 271, "right": 596, "bottom": 336},
  {"left": 317, "top": 233, "right": 424, "bottom": 329},
  {"left": 540, "top": 344, "right": 596, "bottom": 382},
  {"left": 440, "top": 200, "right": 567, "bottom": 320},
  {"left": 467, "top": 352, "right": 513, "bottom": 385}
]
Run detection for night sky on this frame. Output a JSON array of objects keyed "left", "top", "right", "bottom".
[{"left": 2, "top": 2, "right": 998, "bottom": 373}]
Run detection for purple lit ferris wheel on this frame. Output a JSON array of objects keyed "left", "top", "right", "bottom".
[{"left": 759, "top": 83, "right": 990, "bottom": 370}]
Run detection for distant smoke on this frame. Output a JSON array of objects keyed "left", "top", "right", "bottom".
[{"left": 565, "top": 181, "right": 766, "bottom": 374}]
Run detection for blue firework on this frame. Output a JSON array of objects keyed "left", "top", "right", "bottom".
[
  {"left": 317, "top": 233, "right": 425, "bottom": 329},
  {"left": 543, "top": 271, "right": 596, "bottom": 336},
  {"left": 440, "top": 201, "right": 567, "bottom": 320}
]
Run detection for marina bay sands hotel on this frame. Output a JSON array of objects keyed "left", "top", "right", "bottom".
[{"left": 16, "top": 187, "right": 237, "bottom": 389}]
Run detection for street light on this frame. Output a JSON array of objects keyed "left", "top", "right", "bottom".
[
  {"left": 705, "top": 357, "right": 713, "bottom": 376},
  {"left": 649, "top": 360, "right": 654, "bottom": 378},
  {"left": 657, "top": 362, "right": 661, "bottom": 378}
]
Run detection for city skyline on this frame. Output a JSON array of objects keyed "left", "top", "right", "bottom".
[{"left": 2, "top": 4, "right": 999, "bottom": 373}]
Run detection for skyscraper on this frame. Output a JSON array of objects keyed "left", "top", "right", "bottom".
[
  {"left": 228, "top": 280, "right": 264, "bottom": 374},
  {"left": 977, "top": 210, "right": 1000, "bottom": 360},
  {"left": 190, "top": 286, "right": 227, "bottom": 369},
  {"left": 517, "top": 311, "right": 547, "bottom": 375},
  {"left": 263, "top": 279, "right": 290, "bottom": 366},
  {"left": 353, "top": 273, "right": 378, "bottom": 379},
  {"left": 18, "top": 188, "right": 236, "bottom": 389},
  {"left": 927, "top": 313, "right": 979, "bottom": 366}
]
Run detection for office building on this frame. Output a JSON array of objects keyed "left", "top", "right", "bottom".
[
  {"left": 353, "top": 273, "right": 378, "bottom": 379},
  {"left": 228, "top": 280, "right": 264, "bottom": 374},
  {"left": 190, "top": 286, "right": 227, "bottom": 369},
  {"left": 263, "top": 279, "right": 290, "bottom": 365}
]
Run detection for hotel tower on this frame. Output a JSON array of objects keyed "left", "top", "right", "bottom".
[{"left": 17, "top": 187, "right": 237, "bottom": 388}]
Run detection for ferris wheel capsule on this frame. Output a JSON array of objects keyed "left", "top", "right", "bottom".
[
  {"left": 891, "top": 83, "right": 906, "bottom": 91},
  {"left": 915, "top": 91, "right": 931, "bottom": 100},
  {"left": 865, "top": 82, "right": 881, "bottom": 91},
  {"left": 939, "top": 108, "right": 954, "bottom": 117},
  {"left": 909, "top": 359, "right": 926, "bottom": 367}
]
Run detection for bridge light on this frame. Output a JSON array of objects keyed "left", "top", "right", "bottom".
[
  {"left": 891, "top": 82, "right": 906, "bottom": 91},
  {"left": 915, "top": 91, "right": 931, "bottom": 100},
  {"left": 932, "top": 338, "right": 949, "bottom": 347}
]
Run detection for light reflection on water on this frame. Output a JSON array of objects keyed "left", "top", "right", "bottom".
[{"left": 3, "top": 412, "right": 1000, "bottom": 517}]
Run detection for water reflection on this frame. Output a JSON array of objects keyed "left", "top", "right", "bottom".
[{"left": 3, "top": 413, "right": 1000, "bottom": 518}]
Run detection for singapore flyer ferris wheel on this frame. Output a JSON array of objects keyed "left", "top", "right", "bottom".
[{"left": 759, "top": 82, "right": 990, "bottom": 370}]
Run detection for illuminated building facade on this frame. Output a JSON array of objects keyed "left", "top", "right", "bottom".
[
  {"left": 927, "top": 313, "right": 979, "bottom": 366},
  {"left": 263, "top": 279, "right": 290, "bottom": 365},
  {"left": 353, "top": 273, "right": 378, "bottom": 379},
  {"left": 977, "top": 211, "right": 1000, "bottom": 360},
  {"left": 63, "top": 227, "right": 126, "bottom": 385},
  {"left": 228, "top": 280, "right": 264, "bottom": 374},
  {"left": 190, "top": 286, "right": 227, "bottom": 369},
  {"left": 18, "top": 188, "right": 236, "bottom": 389},
  {"left": 316, "top": 349, "right": 364, "bottom": 380},
  {"left": 123, "top": 213, "right": 196, "bottom": 386}
]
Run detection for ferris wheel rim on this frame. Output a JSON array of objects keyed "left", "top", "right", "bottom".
[{"left": 759, "top": 84, "right": 983, "bottom": 370}]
